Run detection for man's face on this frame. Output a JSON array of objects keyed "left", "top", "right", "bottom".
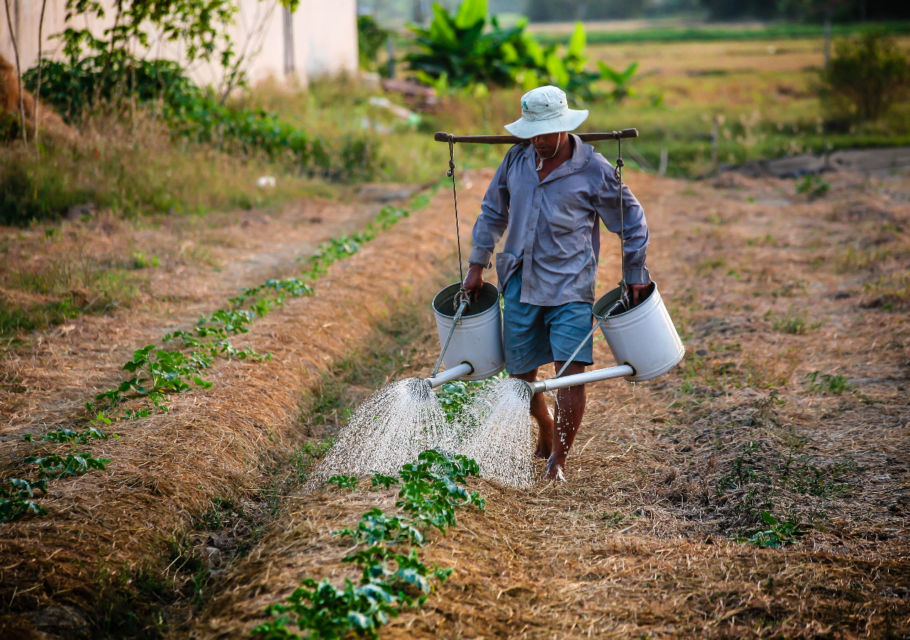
[{"left": 530, "top": 131, "right": 564, "bottom": 158}]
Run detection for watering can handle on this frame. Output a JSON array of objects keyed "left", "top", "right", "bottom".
[
  {"left": 554, "top": 318, "right": 605, "bottom": 380},
  {"left": 434, "top": 129, "right": 639, "bottom": 144},
  {"left": 431, "top": 297, "right": 470, "bottom": 378}
]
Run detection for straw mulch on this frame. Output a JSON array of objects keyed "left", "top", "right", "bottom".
[
  {"left": 0, "top": 196, "right": 381, "bottom": 436},
  {"left": 185, "top": 168, "right": 909, "bottom": 639},
  {"left": 0, "top": 177, "right": 488, "bottom": 636}
]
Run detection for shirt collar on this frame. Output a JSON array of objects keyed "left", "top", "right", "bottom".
[{"left": 524, "top": 134, "right": 591, "bottom": 183}]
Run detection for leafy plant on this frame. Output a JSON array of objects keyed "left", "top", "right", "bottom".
[
  {"left": 596, "top": 61, "right": 639, "bottom": 102},
  {"left": 795, "top": 174, "right": 830, "bottom": 199},
  {"left": 737, "top": 511, "right": 806, "bottom": 548},
  {"left": 436, "top": 371, "right": 505, "bottom": 423},
  {"left": 0, "top": 478, "right": 48, "bottom": 522},
  {"left": 327, "top": 475, "right": 359, "bottom": 490},
  {"left": 370, "top": 473, "right": 398, "bottom": 490},
  {"left": 25, "top": 451, "right": 110, "bottom": 479},
  {"left": 357, "top": 15, "right": 389, "bottom": 72},
  {"left": 23, "top": 425, "right": 110, "bottom": 444},
  {"left": 92, "top": 199, "right": 419, "bottom": 419}
]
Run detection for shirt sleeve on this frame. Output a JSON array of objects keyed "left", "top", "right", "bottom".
[
  {"left": 593, "top": 159, "right": 650, "bottom": 285},
  {"left": 468, "top": 149, "right": 514, "bottom": 268}
]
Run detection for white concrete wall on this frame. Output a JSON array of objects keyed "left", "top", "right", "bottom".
[{"left": 0, "top": 0, "right": 357, "bottom": 88}]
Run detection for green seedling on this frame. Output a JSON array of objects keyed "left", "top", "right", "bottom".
[
  {"left": 23, "top": 425, "right": 109, "bottom": 444},
  {"left": 25, "top": 452, "right": 110, "bottom": 479},
  {"left": 370, "top": 473, "right": 398, "bottom": 490},
  {"left": 336, "top": 508, "right": 425, "bottom": 547},
  {"left": 736, "top": 511, "right": 806, "bottom": 548},
  {"left": 254, "top": 451, "right": 483, "bottom": 639},
  {"left": 0, "top": 478, "right": 48, "bottom": 521},
  {"left": 327, "top": 475, "right": 359, "bottom": 490}
]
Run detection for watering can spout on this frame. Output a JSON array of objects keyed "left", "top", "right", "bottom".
[
  {"left": 525, "top": 364, "right": 635, "bottom": 395},
  {"left": 426, "top": 362, "right": 474, "bottom": 389}
]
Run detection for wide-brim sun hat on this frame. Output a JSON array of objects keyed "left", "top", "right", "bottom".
[{"left": 504, "top": 85, "right": 588, "bottom": 139}]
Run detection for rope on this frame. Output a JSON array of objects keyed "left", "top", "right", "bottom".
[
  {"left": 616, "top": 137, "right": 629, "bottom": 310},
  {"left": 430, "top": 138, "right": 472, "bottom": 377},
  {"left": 448, "top": 138, "right": 466, "bottom": 307}
]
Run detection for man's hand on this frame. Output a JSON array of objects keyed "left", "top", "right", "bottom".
[
  {"left": 627, "top": 282, "right": 652, "bottom": 308},
  {"left": 463, "top": 264, "right": 485, "bottom": 301}
]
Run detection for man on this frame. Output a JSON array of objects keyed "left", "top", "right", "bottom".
[{"left": 462, "top": 85, "right": 651, "bottom": 481}]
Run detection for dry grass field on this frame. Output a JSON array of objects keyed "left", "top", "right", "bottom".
[{"left": 1, "top": 156, "right": 907, "bottom": 637}]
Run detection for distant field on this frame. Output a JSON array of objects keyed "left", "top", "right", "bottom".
[
  {"left": 532, "top": 19, "right": 910, "bottom": 44},
  {"left": 566, "top": 33, "right": 910, "bottom": 177},
  {"left": 375, "top": 24, "right": 910, "bottom": 179}
]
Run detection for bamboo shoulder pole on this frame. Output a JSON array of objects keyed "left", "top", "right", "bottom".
[{"left": 433, "top": 129, "right": 639, "bottom": 144}]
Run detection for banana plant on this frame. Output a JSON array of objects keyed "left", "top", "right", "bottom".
[{"left": 597, "top": 60, "right": 640, "bottom": 102}]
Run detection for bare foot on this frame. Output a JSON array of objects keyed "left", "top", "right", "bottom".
[
  {"left": 533, "top": 413, "right": 554, "bottom": 459},
  {"left": 545, "top": 455, "right": 566, "bottom": 481}
]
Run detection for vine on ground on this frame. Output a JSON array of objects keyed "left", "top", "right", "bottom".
[{"left": 252, "top": 450, "right": 483, "bottom": 639}]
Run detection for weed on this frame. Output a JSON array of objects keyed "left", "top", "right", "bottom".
[
  {"left": 805, "top": 370, "right": 853, "bottom": 394},
  {"left": 796, "top": 174, "right": 830, "bottom": 199},
  {"left": 289, "top": 439, "right": 334, "bottom": 484},
  {"left": 129, "top": 252, "right": 160, "bottom": 269},
  {"left": 736, "top": 511, "right": 807, "bottom": 548},
  {"left": 717, "top": 441, "right": 767, "bottom": 493},
  {"left": 600, "top": 511, "right": 627, "bottom": 527},
  {"left": 779, "top": 454, "right": 853, "bottom": 498},
  {"left": 694, "top": 257, "right": 726, "bottom": 275},
  {"left": 769, "top": 309, "right": 813, "bottom": 334}
]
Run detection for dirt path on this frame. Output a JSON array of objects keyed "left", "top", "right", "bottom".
[{"left": 1, "top": 163, "right": 908, "bottom": 638}]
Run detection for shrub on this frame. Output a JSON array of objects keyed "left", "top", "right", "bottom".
[
  {"left": 357, "top": 15, "right": 389, "bottom": 72},
  {"left": 819, "top": 30, "right": 910, "bottom": 122},
  {"left": 0, "top": 158, "right": 91, "bottom": 225},
  {"left": 24, "top": 55, "right": 328, "bottom": 172}
]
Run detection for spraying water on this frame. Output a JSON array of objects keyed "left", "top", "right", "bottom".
[
  {"left": 313, "top": 376, "right": 536, "bottom": 488},
  {"left": 459, "top": 378, "right": 534, "bottom": 489},
  {"left": 313, "top": 378, "right": 455, "bottom": 481}
]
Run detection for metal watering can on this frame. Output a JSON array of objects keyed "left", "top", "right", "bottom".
[{"left": 425, "top": 281, "right": 684, "bottom": 394}]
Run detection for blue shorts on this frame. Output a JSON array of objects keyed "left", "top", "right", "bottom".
[{"left": 502, "top": 270, "right": 594, "bottom": 375}]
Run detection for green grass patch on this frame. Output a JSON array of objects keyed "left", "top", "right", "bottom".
[
  {"left": 535, "top": 21, "right": 910, "bottom": 46},
  {"left": 805, "top": 370, "right": 853, "bottom": 394}
]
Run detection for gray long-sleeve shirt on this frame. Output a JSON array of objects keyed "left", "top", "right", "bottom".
[{"left": 468, "top": 134, "right": 650, "bottom": 306}]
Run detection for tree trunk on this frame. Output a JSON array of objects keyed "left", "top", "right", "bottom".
[
  {"left": 3, "top": 0, "right": 27, "bottom": 143},
  {"left": 35, "top": 0, "right": 48, "bottom": 144}
]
